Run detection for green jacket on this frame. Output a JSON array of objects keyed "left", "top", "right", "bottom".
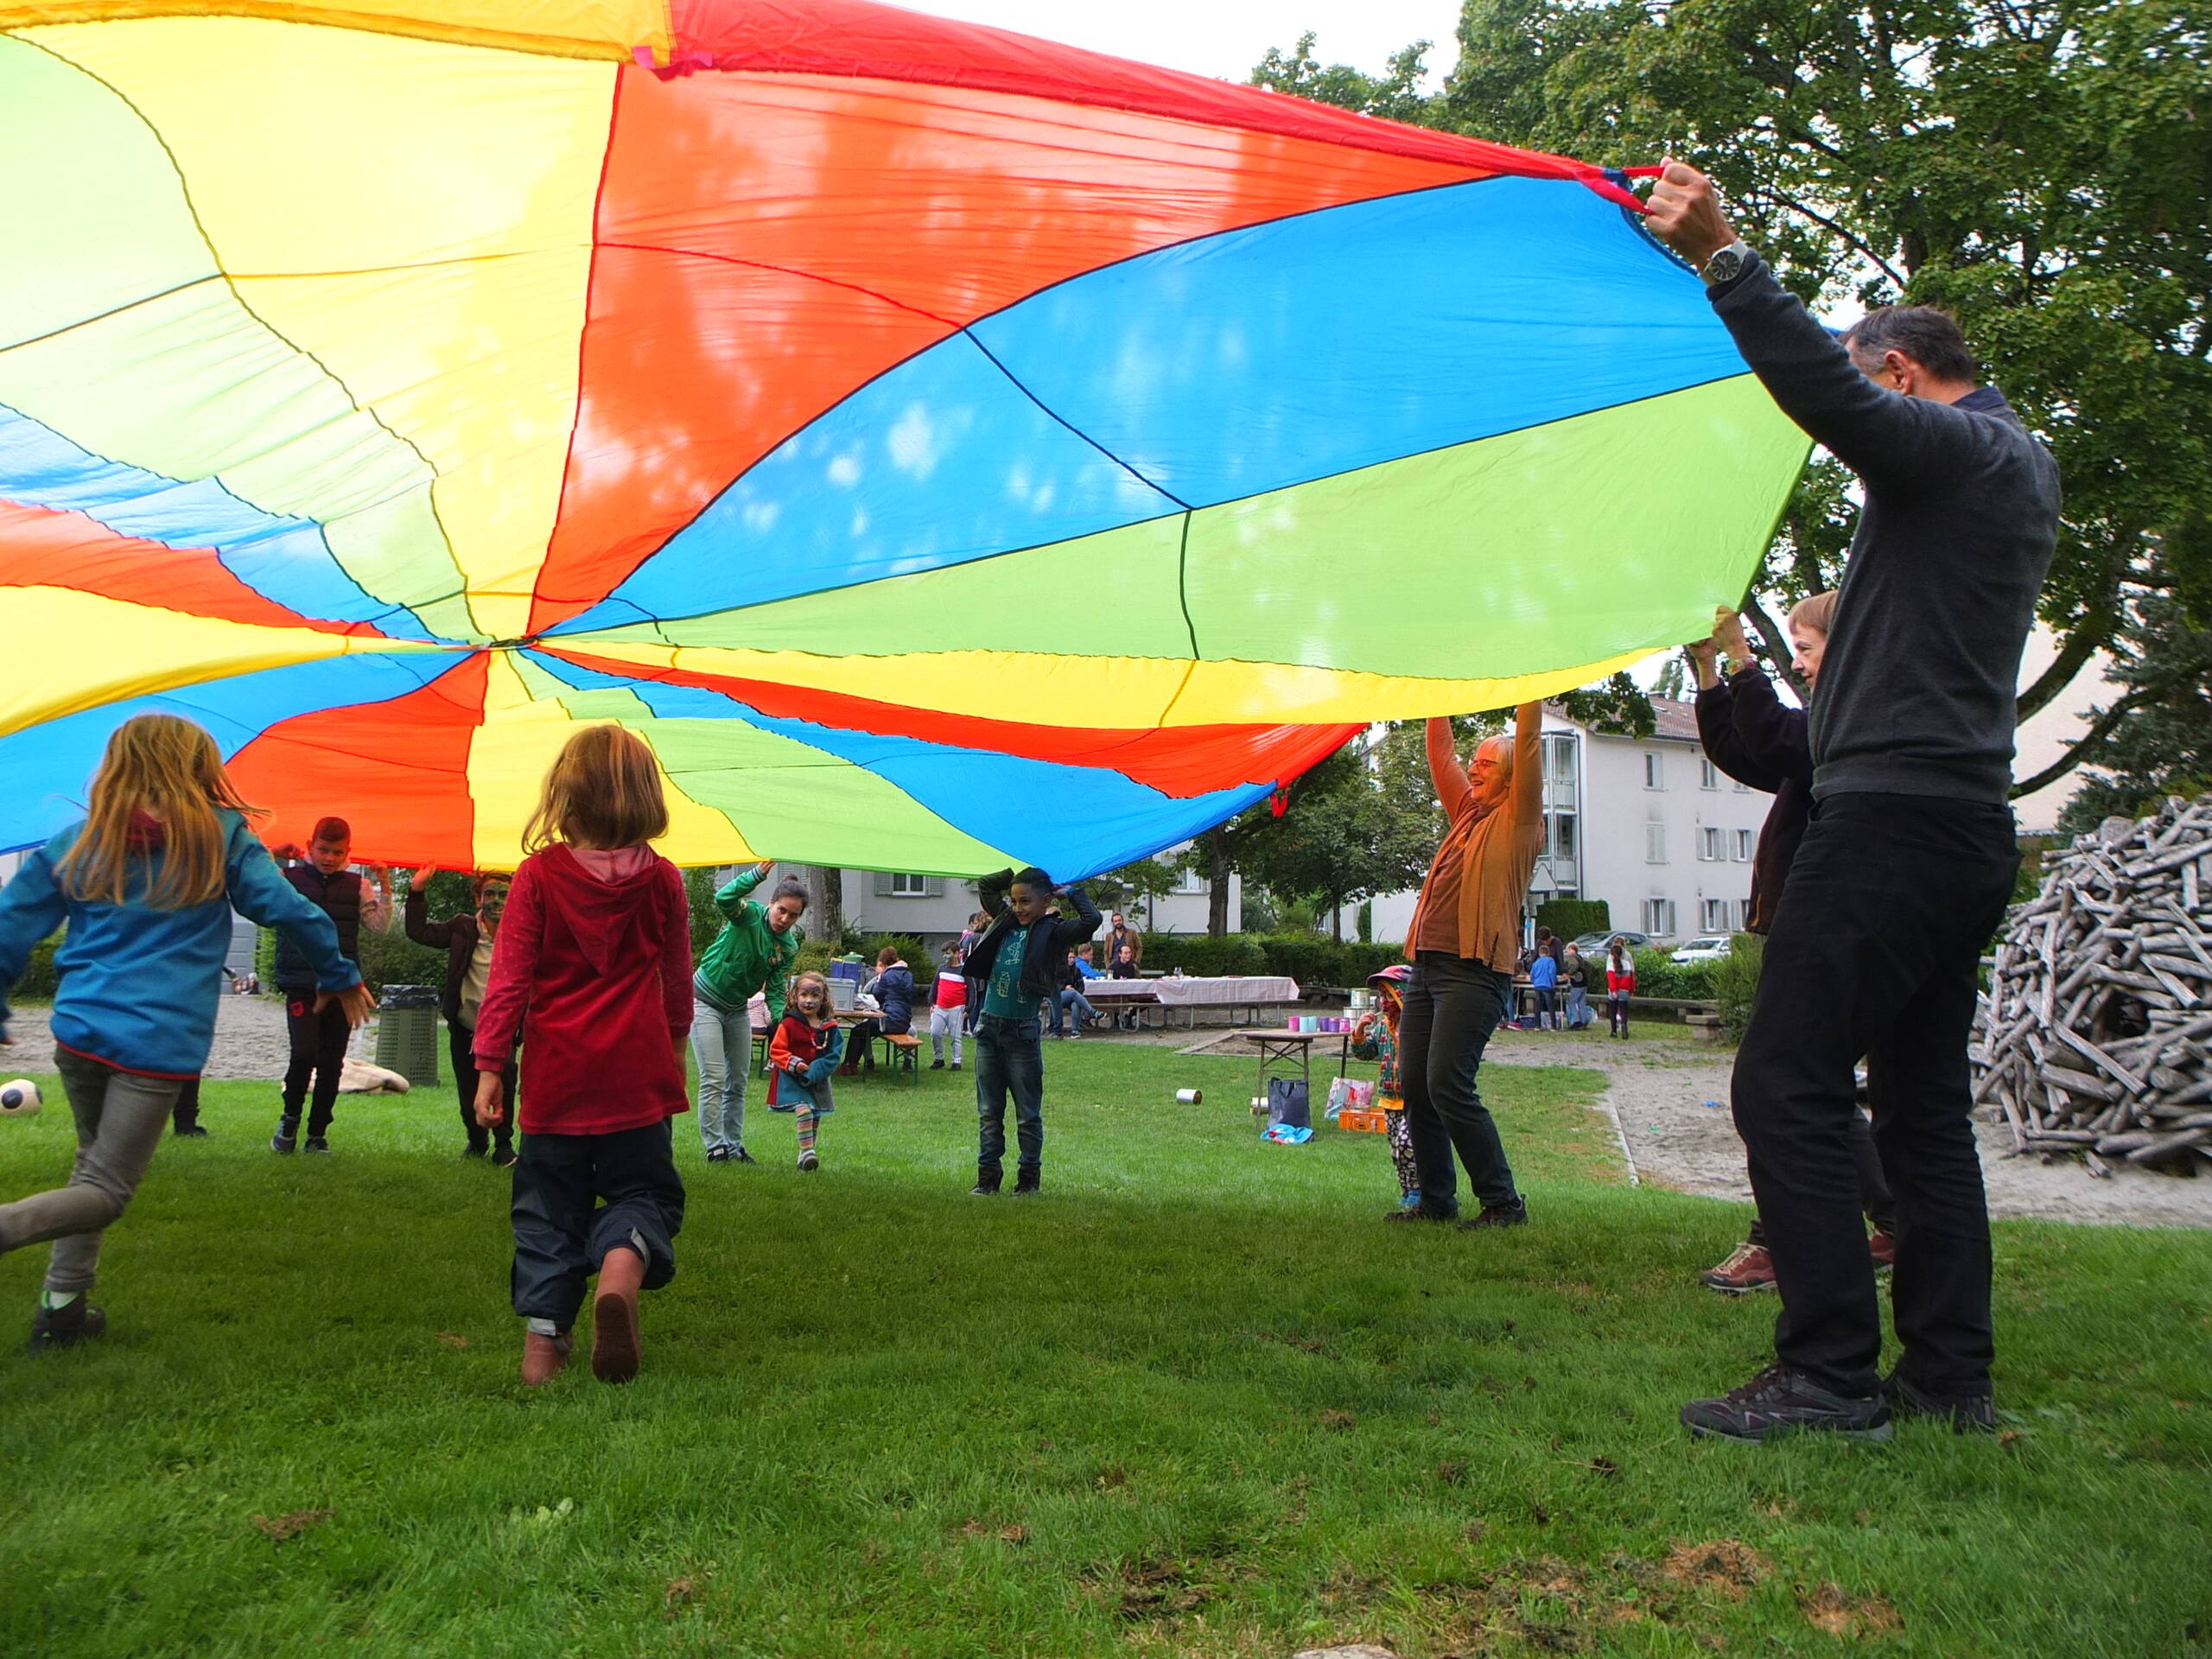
[{"left": 693, "top": 866, "right": 804, "bottom": 1021}]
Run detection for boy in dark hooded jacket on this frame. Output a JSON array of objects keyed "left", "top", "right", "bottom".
[{"left": 961, "top": 867, "right": 1099, "bottom": 1195}]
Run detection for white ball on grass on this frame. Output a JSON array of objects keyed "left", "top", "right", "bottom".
[{"left": 0, "top": 1079, "right": 41, "bottom": 1118}]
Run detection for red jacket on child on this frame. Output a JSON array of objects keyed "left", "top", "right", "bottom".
[
  {"left": 1605, "top": 961, "right": 1637, "bottom": 996},
  {"left": 473, "top": 843, "right": 692, "bottom": 1136}
]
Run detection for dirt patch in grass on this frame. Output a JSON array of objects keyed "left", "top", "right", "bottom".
[
  {"left": 1662, "top": 1538, "right": 1770, "bottom": 1600},
  {"left": 1798, "top": 1581, "right": 1902, "bottom": 1638},
  {"left": 250, "top": 1509, "right": 332, "bottom": 1543}
]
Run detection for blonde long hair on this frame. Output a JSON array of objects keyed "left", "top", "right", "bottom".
[
  {"left": 521, "top": 724, "right": 669, "bottom": 854},
  {"left": 56, "top": 715, "right": 257, "bottom": 909}
]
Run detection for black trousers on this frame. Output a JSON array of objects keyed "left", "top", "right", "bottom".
[
  {"left": 1399, "top": 952, "right": 1519, "bottom": 1215},
  {"left": 171, "top": 1077, "right": 201, "bottom": 1133},
  {"left": 510, "top": 1119, "right": 685, "bottom": 1329},
  {"left": 1747, "top": 1108, "right": 1896, "bottom": 1245},
  {"left": 1733, "top": 793, "right": 2018, "bottom": 1396},
  {"left": 448, "top": 1021, "right": 515, "bottom": 1154},
  {"left": 281, "top": 995, "right": 349, "bottom": 1135}
]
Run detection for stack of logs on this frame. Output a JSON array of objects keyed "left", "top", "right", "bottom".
[{"left": 1974, "top": 798, "right": 2212, "bottom": 1174}]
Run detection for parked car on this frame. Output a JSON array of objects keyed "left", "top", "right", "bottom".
[
  {"left": 1571, "top": 930, "right": 1657, "bottom": 955},
  {"left": 1670, "top": 935, "right": 1737, "bottom": 964}
]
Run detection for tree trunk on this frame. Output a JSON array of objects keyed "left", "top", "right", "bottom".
[
  {"left": 802, "top": 865, "right": 843, "bottom": 945},
  {"left": 1330, "top": 902, "right": 1344, "bottom": 944},
  {"left": 1208, "top": 845, "right": 1231, "bottom": 937}
]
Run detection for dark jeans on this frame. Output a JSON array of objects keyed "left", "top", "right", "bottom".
[
  {"left": 449, "top": 1021, "right": 515, "bottom": 1155},
  {"left": 172, "top": 1077, "right": 201, "bottom": 1133},
  {"left": 510, "top": 1119, "right": 685, "bottom": 1329},
  {"left": 975, "top": 1014, "right": 1045, "bottom": 1173},
  {"left": 281, "top": 995, "right": 349, "bottom": 1135},
  {"left": 1400, "top": 953, "right": 1518, "bottom": 1214},
  {"left": 1747, "top": 1108, "right": 1896, "bottom": 1245},
  {"left": 1048, "top": 988, "right": 1095, "bottom": 1036},
  {"left": 1734, "top": 793, "right": 2018, "bottom": 1396}
]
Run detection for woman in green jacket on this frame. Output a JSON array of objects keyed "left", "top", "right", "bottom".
[{"left": 692, "top": 861, "right": 808, "bottom": 1164}]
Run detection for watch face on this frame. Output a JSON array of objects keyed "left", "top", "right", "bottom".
[{"left": 1705, "top": 247, "right": 1745, "bottom": 284}]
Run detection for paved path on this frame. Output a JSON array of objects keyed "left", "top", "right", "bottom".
[
  {"left": 3, "top": 995, "right": 367, "bottom": 1081},
  {"left": 1480, "top": 1027, "right": 2212, "bottom": 1230}
]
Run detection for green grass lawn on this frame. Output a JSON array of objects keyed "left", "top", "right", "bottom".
[{"left": 2, "top": 1038, "right": 2207, "bottom": 1658}]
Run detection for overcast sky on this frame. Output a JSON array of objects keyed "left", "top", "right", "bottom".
[{"left": 900, "top": 2, "right": 2098, "bottom": 825}]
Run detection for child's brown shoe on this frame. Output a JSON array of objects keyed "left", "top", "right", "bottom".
[
  {"left": 521, "top": 1330, "right": 571, "bottom": 1387},
  {"left": 592, "top": 1247, "right": 646, "bottom": 1383}
]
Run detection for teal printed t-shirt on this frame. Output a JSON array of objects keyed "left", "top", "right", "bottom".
[{"left": 983, "top": 925, "right": 1035, "bottom": 1019}]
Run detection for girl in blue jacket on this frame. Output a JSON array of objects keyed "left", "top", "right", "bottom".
[{"left": 0, "top": 715, "right": 373, "bottom": 1351}]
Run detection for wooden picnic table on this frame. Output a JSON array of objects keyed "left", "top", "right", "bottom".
[{"left": 1238, "top": 1026, "right": 1354, "bottom": 1105}]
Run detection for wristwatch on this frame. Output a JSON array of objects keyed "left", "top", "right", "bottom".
[{"left": 1700, "top": 241, "right": 1749, "bottom": 287}]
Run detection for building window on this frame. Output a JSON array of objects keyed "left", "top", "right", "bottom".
[
  {"left": 1645, "top": 823, "right": 1668, "bottom": 864},
  {"left": 1734, "top": 829, "right": 1755, "bottom": 861},
  {"left": 1642, "top": 899, "right": 1676, "bottom": 937},
  {"left": 1643, "top": 752, "right": 1664, "bottom": 790},
  {"left": 877, "top": 872, "right": 944, "bottom": 898},
  {"left": 1699, "top": 826, "right": 1726, "bottom": 861},
  {"left": 1541, "top": 733, "right": 1580, "bottom": 810},
  {"left": 1545, "top": 811, "right": 1579, "bottom": 862},
  {"left": 1701, "top": 899, "right": 1733, "bottom": 933},
  {"left": 1700, "top": 756, "right": 1719, "bottom": 791}
]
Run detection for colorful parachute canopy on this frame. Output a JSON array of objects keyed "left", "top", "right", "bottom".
[{"left": 0, "top": 1, "right": 1809, "bottom": 876}]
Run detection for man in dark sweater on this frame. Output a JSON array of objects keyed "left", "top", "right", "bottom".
[{"left": 1647, "top": 163, "right": 2059, "bottom": 1443}]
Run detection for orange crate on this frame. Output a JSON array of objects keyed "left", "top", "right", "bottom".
[{"left": 1338, "top": 1109, "right": 1389, "bottom": 1134}]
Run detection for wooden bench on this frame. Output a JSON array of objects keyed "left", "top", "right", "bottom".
[{"left": 874, "top": 1030, "right": 923, "bottom": 1082}]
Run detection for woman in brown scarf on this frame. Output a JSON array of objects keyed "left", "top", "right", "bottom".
[{"left": 1392, "top": 702, "right": 1543, "bottom": 1229}]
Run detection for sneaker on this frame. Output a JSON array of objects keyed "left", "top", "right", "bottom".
[
  {"left": 931, "top": 1059, "right": 945, "bottom": 1071},
  {"left": 798, "top": 1150, "right": 820, "bottom": 1173},
  {"left": 970, "top": 1167, "right": 1002, "bottom": 1196},
  {"left": 1868, "top": 1229, "right": 1897, "bottom": 1274},
  {"left": 1680, "top": 1363, "right": 1893, "bottom": 1443},
  {"left": 492, "top": 1147, "right": 518, "bottom": 1169},
  {"left": 705, "top": 1147, "right": 731, "bottom": 1164},
  {"left": 1702, "top": 1241, "right": 1777, "bottom": 1294},
  {"left": 270, "top": 1117, "right": 299, "bottom": 1154},
  {"left": 1459, "top": 1198, "right": 1529, "bottom": 1230},
  {"left": 733, "top": 1147, "right": 756, "bottom": 1166},
  {"left": 1013, "top": 1168, "right": 1040, "bottom": 1196},
  {"left": 1884, "top": 1370, "right": 1996, "bottom": 1434},
  {"left": 173, "top": 1124, "right": 210, "bottom": 1139},
  {"left": 950, "top": 1063, "right": 962, "bottom": 1071},
  {"left": 521, "top": 1329, "right": 571, "bottom": 1387},
  {"left": 303, "top": 1135, "right": 331, "bottom": 1155},
  {"left": 28, "top": 1298, "right": 106, "bottom": 1354},
  {"left": 1384, "top": 1203, "right": 1457, "bottom": 1224}
]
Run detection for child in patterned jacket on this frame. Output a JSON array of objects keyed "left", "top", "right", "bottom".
[{"left": 1349, "top": 964, "right": 1419, "bottom": 1211}]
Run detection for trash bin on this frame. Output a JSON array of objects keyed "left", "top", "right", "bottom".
[{"left": 374, "top": 983, "right": 442, "bottom": 1088}]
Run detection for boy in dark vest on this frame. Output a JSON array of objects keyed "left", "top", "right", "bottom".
[{"left": 270, "top": 817, "right": 391, "bottom": 1154}]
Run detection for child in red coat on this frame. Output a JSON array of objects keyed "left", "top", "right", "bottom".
[
  {"left": 1604, "top": 938, "right": 1637, "bottom": 1039},
  {"left": 471, "top": 726, "right": 693, "bottom": 1387},
  {"left": 767, "top": 971, "right": 845, "bottom": 1172}
]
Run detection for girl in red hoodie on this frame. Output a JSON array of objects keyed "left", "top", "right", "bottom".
[{"left": 471, "top": 726, "right": 693, "bottom": 1387}]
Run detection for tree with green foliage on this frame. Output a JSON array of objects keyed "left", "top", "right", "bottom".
[
  {"left": 1261, "top": 0, "right": 2212, "bottom": 794},
  {"left": 2050, "top": 594, "right": 2212, "bottom": 832},
  {"left": 1232, "top": 730, "right": 1442, "bottom": 940}
]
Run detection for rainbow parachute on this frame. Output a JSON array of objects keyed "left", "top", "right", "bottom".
[{"left": 0, "top": 1, "right": 1808, "bottom": 875}]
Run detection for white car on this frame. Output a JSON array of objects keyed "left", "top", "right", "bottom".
[{"left": 1670, "top": 935, "right": 1736, "bottom": 964}]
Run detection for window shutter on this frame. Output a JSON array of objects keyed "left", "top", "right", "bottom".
[
  {"left": 874, "top": 871, "right": 893, "bottom": 897},
  {"left": 926, "top": 876, "right": 945, "bottom": 898}
]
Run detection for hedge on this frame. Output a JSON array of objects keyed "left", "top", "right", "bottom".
[
  {"left": 1138, "top": 932, "right": 1405, "bottom": 988},
  {"left": 10, "top": 931, "right": 64, "bottom": 1001},
  {"left": 1535, "top": 899, "right": 1611, "bottom": 943},
  {"left": 1630, "top": 946, "right": 1718, "bottom": 1001}
]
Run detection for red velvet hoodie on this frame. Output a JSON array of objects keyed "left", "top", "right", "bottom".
[{"left": 472, "top": 843, "right": 692, "bottom": 1136}]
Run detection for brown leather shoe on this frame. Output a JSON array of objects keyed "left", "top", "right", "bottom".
[
  {"left": 520, "top": 1330, "right": 571, "bottom": 1387},
  {"left": 1868, "top": 1229, "right": 1897, "bottom": 1274},
  {"left": 592, "top": 1247, "right": 646, "bottom": 1383}
]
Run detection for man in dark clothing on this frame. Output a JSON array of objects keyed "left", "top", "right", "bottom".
[
  {"left": 963, "top": 867, "right": 1101, "bottom": 1195},
  {"left": 1648, "top": 163, "right": 2058, "bottom": 1442},
  {"left": 404, "top": 869, "right": 517, "bottom": 1165},
  {"left": 270, "top": 817, "right": 391, "bottom": 1154}
]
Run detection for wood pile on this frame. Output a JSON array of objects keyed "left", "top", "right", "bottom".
[{"left": 1974, "top": 798, "right": 2212, "bottom": 1174}]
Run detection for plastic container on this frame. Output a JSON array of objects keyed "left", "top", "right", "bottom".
[
  {"left": 373, "top": 983, "right": 442, "bottom": 1087},
  {"left": 1337, "top": 1109, "right": 1389, "bottom": 1135}
]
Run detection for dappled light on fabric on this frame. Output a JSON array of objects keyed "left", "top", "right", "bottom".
[{"left": 0, "top": 0, "right": 1808, "bottom": 874}]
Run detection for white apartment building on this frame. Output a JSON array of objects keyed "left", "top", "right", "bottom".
[
  {"left": 1363, "top": 699, "right": 1770, "bottom": 944},
  {"left": 788, "top": 847, "right": 1237, "bottom": 956}
]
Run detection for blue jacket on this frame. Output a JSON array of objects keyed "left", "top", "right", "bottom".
[
  {"left": 0, "top": 811, "right": 360, "bottom": 1077},
  {"left": 1529, "top": 953, "right": 1559, "bottom": 989}
]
